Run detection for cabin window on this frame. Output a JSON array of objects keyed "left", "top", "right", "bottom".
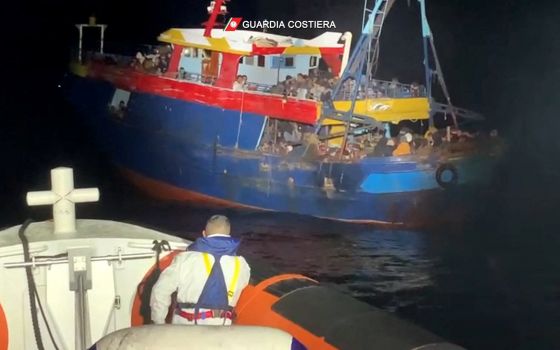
[
  {"left": 309, "top": 56, "right": 318, "bottom": 68},
  {"left": 109, "top": 88, "right": 131, "bottom": 119},
  {"left": 245, "top": 56, "right": 254, "bottom": 65},
  {"left": 272, "top": 56, "right": 295, "bottom": 69},
  {"left": 110, "top": 88, "right": 130, "bottom": 107},
  {"left": 271, "top": 56, "right": 281, "bottom": 68},
  {"left": 257, "top": 55, "right": 265, "bottom": 67},
  {"left": 285, "top": 57, "right": 294, "bottom": 67},
  {"left": 202, "top": 49, "right": 212, "bottom": 59}
]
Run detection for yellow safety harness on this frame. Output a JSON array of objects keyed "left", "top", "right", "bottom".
[{"left": 202, "top": 253, "right": 240, "bottom": 304}]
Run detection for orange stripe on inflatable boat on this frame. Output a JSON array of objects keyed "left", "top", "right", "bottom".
[
  {"left": 255, "top": 274, "right": 318, "bottom": 291},
  {"left": 235, "top": 274, "right": 317, "bottom": 316},
  {"left": 235, "top": 276, "right": 337, "bottom": 350},
  {"left": 131, "top": 250, "right": 181, "bottom": 326},
  {"left": 0, "top": 303, "right": 7, "bottom": 350}
]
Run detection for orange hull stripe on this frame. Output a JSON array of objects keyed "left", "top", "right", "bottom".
[
  {"left": 119, "top": 166, "right": 396, "bottom": 225},
  {"left": 118, "top": 166, "right": 267, "bottom": 211}
]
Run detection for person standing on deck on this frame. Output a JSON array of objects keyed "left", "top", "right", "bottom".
[
  {"left": 150, "top": 215, "right": 251, "bottom": 325},
  {"left": 233, "top": 75, "right": 245, "bottom": 91}
]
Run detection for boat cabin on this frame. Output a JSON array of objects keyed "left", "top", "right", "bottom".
[
  {"left": 157, "top": 28, "right": 351, "bottom": 89},
  {"left": 179, "top": 47, "right": 322, "bottom": 87}
]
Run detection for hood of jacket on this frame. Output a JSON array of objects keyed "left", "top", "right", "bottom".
[{"left": 187, "top": 235, "right": 240, "bottom": 256}]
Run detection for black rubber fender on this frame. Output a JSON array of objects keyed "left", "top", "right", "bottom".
[{"left": 435, "top": 163, "right": 459, "bottom": 189}]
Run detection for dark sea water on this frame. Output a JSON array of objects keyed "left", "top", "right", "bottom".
[{"left": 1, "top": 86, "right": 560, "bottom": 350}]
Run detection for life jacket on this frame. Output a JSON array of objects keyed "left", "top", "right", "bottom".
[
  {"left": 392, "top": 142, "right": 411, "bottom": 156},
  {"left": 187, "top": 236, "right": 241, "bottom": 314}
]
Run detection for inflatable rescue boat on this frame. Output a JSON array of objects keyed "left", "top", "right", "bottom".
[{"left": 0, "top": 167, "right": 465, "bottom": 350}]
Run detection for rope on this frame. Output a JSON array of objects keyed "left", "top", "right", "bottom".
[
  {"left": 234, "top": 90, "right": 245, "bottom": 148},
  {"left": 18, "top": 219, "right": 60, "bottom": 350},
  {"left": 137, "top": 240, "right": 170, "bottom": 324}
]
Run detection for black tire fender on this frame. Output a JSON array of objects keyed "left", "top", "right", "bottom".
[{"left": 435, "top": 163, "right": 459, "bottom": 189}]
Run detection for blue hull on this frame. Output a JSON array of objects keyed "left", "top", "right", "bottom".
[{"left": 65, "top": 74, "right": 497, "bottom": 224}]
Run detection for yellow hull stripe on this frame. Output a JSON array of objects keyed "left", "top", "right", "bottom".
[{"left": 329, "top": 97, "right": 430, "bottom": 122}]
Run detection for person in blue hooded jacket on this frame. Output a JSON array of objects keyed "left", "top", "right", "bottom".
[{"left": 150, "top": 215, "right": 251, "bottom": 325}]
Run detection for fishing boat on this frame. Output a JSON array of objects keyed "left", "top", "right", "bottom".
[
  {"left": 0, "top": 167, "right": 466, "bottom": 349},
  {"left": 63, "top": 0, "right": 503, "bottom": 225}
]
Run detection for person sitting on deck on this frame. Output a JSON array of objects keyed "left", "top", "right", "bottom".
[
  {"left": 116, "top": 100, "right": 127, "bottom": 119},
  {"left": 392, "top": 133, "right": 412, "bottom": 156},
  {"left": 150, "top": 215, "right": 251, "bottom": 325},
  {"left": 283, "top": 123, "right": 302, "bottom": 143}
]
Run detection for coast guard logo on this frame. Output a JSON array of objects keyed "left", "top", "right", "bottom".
[{"left": 225, "top": 17, "right": 243, "bottom": 31}]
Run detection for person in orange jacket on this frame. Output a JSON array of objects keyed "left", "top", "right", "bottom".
[{"left": 392, "top": 133, "right": 412, "bottom": 156}]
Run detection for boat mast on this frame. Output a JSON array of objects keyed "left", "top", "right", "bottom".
[
  {"left": 362, "top": 0, "right": 395, "bottom": 79},
  {"left": 75, "top": 16, "right": 107, "bottom": 63},
  {"left": 204, "top": 0, "right": 227, "bottom": 37},
  {"left": 418, "top": 0, "right": 458, "bottom": 128},
  {"left": 315, "top": 0, "right": 393, "bottom": 148}
]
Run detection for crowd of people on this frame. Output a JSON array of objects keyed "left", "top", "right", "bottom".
[
  {"left": 268, "top": 72, "right": 336, "bottom": 101},
  {"left": 131, "top": 46, "right": 172, "bottom": 74},
  {"left": 264, "top": 73, "right": 424, "bottom": 102},
  {"left": 258, "top": 119, "right": 500, "bottom": 161},
  {"left": 126, "top": 48, "right": 423, "bottom": 103}
]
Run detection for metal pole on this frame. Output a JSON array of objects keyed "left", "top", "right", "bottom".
[
  {"left": 422, "top": 37, "right": 433, "bottom": 127},
  {"left": 418, "top": 0, "right": 433, "bottom": 127},
  {"left": 362, "top": 0, "right": 369, "bottom": 29},
  {"left": 100, "top": 26, "right": 106, "bottom": 54},
  {"left": 273, "top": 119, "right": 278, "bottom": 152},
  {"left": 429, "top": 36, "right": 458, "bottom": 128},
  {"left": 3, "top": 252, "right": 156, "bottom": 268},
  {"left": 77, "top": 25, "right": 83, "bottom": 63},
  {"left": 76, "top": 274, "right": 87, "bottom": 350},
  {"left": 235, "top": 91, "right": 245, "bottom": 149}
]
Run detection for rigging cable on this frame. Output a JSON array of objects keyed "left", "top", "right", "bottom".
[{"left": 18, "top": 219, "right": 60, "bottom": 350}]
